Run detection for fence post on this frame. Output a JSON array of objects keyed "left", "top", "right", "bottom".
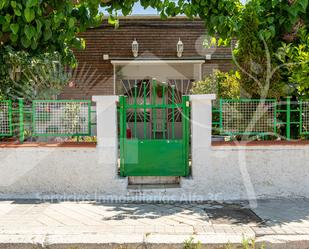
[
  {"left": 182, "top": 95, "right": 190, "bottom": 176},
  {"left": 18, "top": 98, "right": 24, "bottom": 143},
  {"left": 119, "top": 96, "right": 126, "bottom": 177},
  {"left": 189, "top": 94, "right": 216, "bottom": 178},
  {"left": 92, "top": 95, "right": 127, "bottom": 192},
  {"left": 286, "top": 97, "right": 291, "bottom": 141}
]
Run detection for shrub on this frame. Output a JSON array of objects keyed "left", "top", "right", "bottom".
[
  {"left": 276, "top": 28, "right": 309, "bottom": 98},
  {"left": 191, "top": 69, "right": 241, "bottom": 99}
]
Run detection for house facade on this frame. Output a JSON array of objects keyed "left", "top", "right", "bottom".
[{"left": 61, "top": 16, "right": 234, "bottom": 99}]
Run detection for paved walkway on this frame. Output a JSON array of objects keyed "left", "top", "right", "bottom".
[{"left": 0, "top": 199, "right": 308, "bottom": 248}]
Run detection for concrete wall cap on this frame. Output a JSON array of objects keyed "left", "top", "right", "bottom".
[
  {"left": 92, "top": 95, "right": 119, "bottom": 102},
  {"left": 190, "top": 94, "right": 216, "bottom": 101}
]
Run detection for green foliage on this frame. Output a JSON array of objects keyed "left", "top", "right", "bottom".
[
  {"left": 0, "top": 0, "right": 243, "bottom": 66},
  {"left": 241, "top": 238, "right": 266, "bottom": 249},
  {"left": 242, "top": 238, "right": 255, "bottom": 249},
  {"left": 0, "top": 46, "right": 70, "bottom": 100},
  {"left": 183, "top": 237, "right": 201, "bottom": 249},
  {"left": 232, "top": 0, "right": 306, "bottom": 99},
  {"left": 63, "top": 103, "right": 83, "bottom": 134},
  {"left": 191, "top": 70, "right": 241, "bottom": 99},
  {"left": 0, "top": 0, "right": 105, "bottom": 65},
  {"left": 238, "top": 0, "right": 308, "bottom": 44},
  {"left": 224, "top": 242, "right": 232, "bottom": 249},
  {"left": 105, "top": 0, "right": 243, "bottom": 42},
  {"left": 69, "top": 136, "right": 97, "bottom": 142},
  {"left": 233, "top": 1, "right": 268, "bottom": 98},
  {"left": 276, "top": 28, "right": 309, "bottom": 97}
]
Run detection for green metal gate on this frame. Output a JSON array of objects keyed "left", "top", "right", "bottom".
[{"left": 119, "top": 80, "right": 190, "bottom": 177}]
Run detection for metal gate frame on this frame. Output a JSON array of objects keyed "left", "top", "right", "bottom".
[{"left": 119, "top": 80, "right": 190, "bottom": 177}]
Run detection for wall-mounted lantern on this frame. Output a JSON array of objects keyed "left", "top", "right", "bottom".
[
  {"left": 177, "top": 38, "right": 184, "bottom": 58},
  {"left": 132, "top": 38, "right": 139, "bottom": 57}
]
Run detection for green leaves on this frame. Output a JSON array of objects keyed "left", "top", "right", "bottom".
[
  {"left": 10, "top": 24, "right": 19, "bottom": 34},
  {"left": 24, "top": 8, "right": 35, "bottom": 23},
  {"left": 191, "top": 70, "right": 240, "bottom": 99},
  {"left": 10, "top": 33, "right": 18, "bottom": 42},
  {"left": 0, "top": 0, "right": 7, "bottom": 10},
  {"left": 35, "top": 19, "right": 42, "bottom": 33},
  {"left": 68, "top": 18, "right": 75, "bottom": 28},
  {"left": 43, "top": 28, "right": 52, "bottom": 41},
  {"left": 26, "top": 0, "right": 38, "bottom": 8},
  {"left": 14, "top": 8, "right": 22, "bottom": 16},
  {"left": 24, "top": 25, "right": 35, "bottom": 40},
  {"left": 11, "top": 1, "right": 22, "bottom": 16},
  {"left": 267, "top": 17, "right": 274, "bottom": 24},
  {"left": 298, "top": 0, "right": 308, "bottom": 12},
  {"left": 276, "top": 29, "right": 309, "bottom": 97},
  {"left": 21, "top": 36, "right": 31, "bottom": 48},
  {"left": 5, "top": 14, "right": 11, "bottom": 23},
  {"left": 10, "top": 1, "right": 16, "bottom": 8}
]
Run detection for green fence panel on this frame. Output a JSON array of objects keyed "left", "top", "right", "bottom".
[
  {"left": 300, "top": 101, "right": 309, "bottom": 135},
  {"left": 0, "top": 100, "right": 13, "bottom": 137},
  {"left": 32, "top": 100, "right": 91, "bottom": 137},
  {"left": 219, "top": 99, "right": 277, "bottom": 136}
]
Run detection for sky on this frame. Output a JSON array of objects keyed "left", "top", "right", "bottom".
[{"left": 101, "top": 1, "right": 247, "bottom": 16}]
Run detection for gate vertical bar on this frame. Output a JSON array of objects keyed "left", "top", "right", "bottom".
[
  {"left": 18, "top": 98, "right": 24, "bottom": 143},
  {"left": 162, "top": 84, "right": 166, "bottom": 139},
  {"left": 152, "top": 79, "right": 157, "bottom": 139},
  {"left": 134, "top": 82, "right": 137, "bottom": 138},
  {"left": 143, "top": 81, "right": 147, "bottom": 139},
  {"left": 171, "top": 85, "right": 175, "bottom": 139},
  {"left": 119, "top": 96, "right": 126, "bottom": 176},
  {"left": 182, "top": 95, "right": 190, "bottom": 176}
]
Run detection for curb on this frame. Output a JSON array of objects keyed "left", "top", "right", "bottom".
[{"left": 0, "top": 234, "right": 309, "bottom": 249}]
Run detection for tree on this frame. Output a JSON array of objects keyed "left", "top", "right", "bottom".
[
  {"left": 0, "top": 0, "right": 243, "bottom": 64},
  {"left": 233, "top": 0, "right": 308, "bottom": 98},
  {"left": 0, "top": 0, "right": 105, "bottom": 65},
  {"left": 0, "top": 46, "right": 70, "bottom": 99}
]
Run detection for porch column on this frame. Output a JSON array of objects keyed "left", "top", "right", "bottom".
[{"left": 190, "top": 94, "right": 216, "bottom": 178}]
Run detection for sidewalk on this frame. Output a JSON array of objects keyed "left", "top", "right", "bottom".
[{"left": 0, "top": 199, "right": 308, "bottom": 248}]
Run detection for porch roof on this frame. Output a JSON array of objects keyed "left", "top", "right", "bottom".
[{"left": 111, "top": 57, "right": 206, "bottom": 65}]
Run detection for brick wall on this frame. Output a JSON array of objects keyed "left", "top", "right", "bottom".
[
  {"left": 61, "top": 17, "right": 234, "bottom": 99},
  {"left": 202, "top": 59, "right": 236, "bottom": 76}
]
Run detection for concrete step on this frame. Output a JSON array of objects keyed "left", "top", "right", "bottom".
[
  {"left": 127, "top": 183, "right": 181, "bottom": 190},
  {"left": 128, "top": 176, "right": 180, "bottom": 185}
]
